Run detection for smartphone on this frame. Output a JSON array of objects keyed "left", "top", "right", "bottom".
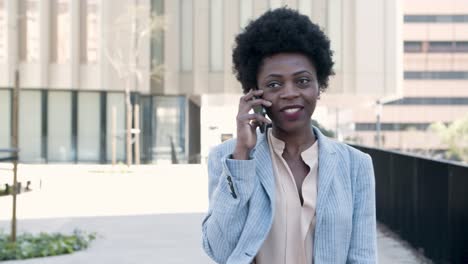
[{"left": 252, "top": 87, "right": 267, "bottom": 133}]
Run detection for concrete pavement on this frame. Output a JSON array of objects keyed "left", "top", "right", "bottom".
[{"left": 0, "top": 164, "right": 430, "bottom": 263}]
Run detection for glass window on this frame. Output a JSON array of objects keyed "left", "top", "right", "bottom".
[
  {"left": 48, "top": 91, "right": 72, "bottom": 162},
  {"left": 180, "top": 0, "right": 193, "bottom": 71},
  {"left": 404, "top": 71, "right": 468, "bottom": 80},
  {"left": 51, "top": 0, "right": 70, "bottom": 63},
  {"left": 210, "top": 0, "right": 223, "bottom": 71},
  {"left": 404, "top": 15, "right": 468, "bottom": 23},
  {"left": 78, "top": 92, "right": 100, "bottom": 162},
  {"left": 153, "top": 96, "right": 186, "bottom": 163},
  {"left": 140, "top": 96, "right": 153, "bottom": 162},
  {"left": 0, "top": 90, "right": 10, "bottom": 150},
  {"left": 19, "top": 90, "right": 42, "bottom": 162},
  {"left": 404, "top": 41, "right": 422, "bottom": 53},
  {"left": 19, "top": 0, "right": 40, "bottom": 62},
  {"left": 81, "top": 0, "right": 99, "bottom": 63},
  {"left": 455, "top": 42, "right": 468, "bottom": 53},
  {"left": 239, "top": 0, "right": 253, "bottom": 29},
  {"left": 0, "top": 0, "right": 5, "bottom": 62},
  {"left": 428, "top": 41, "right": 453, "bottom": 53},
  {"left": 297, "top": 0, "right": 312, "bottom": 18},
  {"left": 385, "top": 97, "right": 468, "bottom": 105},
  {"left": 151, "top": 0, "right": 164, "bottom": 70},
  {"left": 106, "top": 93, "right": 125, "bottom": 162},
  {"left": 355, "top": 123, "right": 431, "bottom": 131}
]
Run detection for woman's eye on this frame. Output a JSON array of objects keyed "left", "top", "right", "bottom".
[
  {"left": 266, "top": 82, "right": 281, "bottom": 88},
  {"left": 297, "top": 78, "right": 310, "bottom": 85}
]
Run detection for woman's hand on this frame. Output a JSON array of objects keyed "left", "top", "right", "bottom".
[{"left": 233, "top": 89, "right": 272, "bottom": 160}]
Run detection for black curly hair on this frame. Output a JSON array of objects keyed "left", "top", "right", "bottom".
[{"left": 232, "top": 8, "right": 334, "bottom": 94}]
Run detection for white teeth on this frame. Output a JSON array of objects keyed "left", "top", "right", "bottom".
[{"left": 284, "top": 108, "right": 300, "bottom": 113}]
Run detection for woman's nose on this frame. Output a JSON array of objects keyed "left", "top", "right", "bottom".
[{"left": 279, "top": 81, "right": 300, "bottom": 99}]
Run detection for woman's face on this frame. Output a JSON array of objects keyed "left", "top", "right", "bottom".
[{"left": 256, "top": 53, "right": 319, "bottom": 134}]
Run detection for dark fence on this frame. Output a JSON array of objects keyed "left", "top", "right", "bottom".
[{"left": 353, "top": 145, "right": 468, "bottom": 264}]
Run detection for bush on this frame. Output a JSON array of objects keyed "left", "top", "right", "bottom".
[{"left": 0, "top": 229, "right": 96, "bottom": 260}]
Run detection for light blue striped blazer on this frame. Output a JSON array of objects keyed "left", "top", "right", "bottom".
[{"left": 202, "top": 126, "right": 377, "bottom": 264}]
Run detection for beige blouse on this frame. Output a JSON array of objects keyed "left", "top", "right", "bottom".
[{"left": 255, "top": 129, "right": 318, "bottom": 264}]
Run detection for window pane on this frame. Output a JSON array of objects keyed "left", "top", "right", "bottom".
[
  {"left": 48, "top": 91, "right": 72, "bottom": 162},
  {"left": 404, "top": 41, "right": 422, "bottom": 53},
  {"left": 0, "top": 0, "right": 5, "bottom": 62},
  {"left": 428, "top": 41, "right": 453, "bottom": 53},
  {"left": 0, "top": 90, "right": 10, "bottom": 150},
  {"left": 106, "top": 93, "right": 125, "bottom": 162},
  {"left": 210, "top": 0, "right": 223, "bottom": 71},
  {"left": 78, "top": 92, "right": 100, "bottom": 161},
  {"left": 239, "top": 0, "right": 252, "bottom": 29},
  {"left": 82, "top": 0, "right": 99, "bottom": 63},
  {"left": 153, "top": 96, "right": 186, "bottom": 163},
  {"left": 19, "top": 90, "right": 42, "bottom": 162},
  {"left": 404, "top": 15, "right": 468, "bottom": 23},
  {"left": 51, "top": 0, "right": 70, "bottom": 63},
  {"left": 455, "top": 42, "right": 468, "bottom": 52},
  {"left": 404, "top": 71, "right": 468, "bottom": 80},
  {"left": 20, "top": 0, "right": 39, "bottom": 62},
  {"left": 180, "top": 0, "right": 193, "bottom": 71},
  {"left": 297, "top": 0, "right": 312, "bottom": 18},
  {"left": 151, "top": 0, "right": 164, "bottom": 70}
]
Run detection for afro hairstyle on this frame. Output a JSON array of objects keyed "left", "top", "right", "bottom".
[{"left": 232, "top": 7, "right": 334, "bottom": 94}]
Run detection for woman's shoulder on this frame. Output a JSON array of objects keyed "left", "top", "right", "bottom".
[
  {"left": 209, "top": 138, "right": 238, "bottom": 157},
  {"left": 321, "top": 136, "right": 371, "bottom": 166}
]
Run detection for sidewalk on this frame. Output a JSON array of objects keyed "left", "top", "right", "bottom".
[{"left": 0, "top": 164, "right": 430, "bottom": 263}]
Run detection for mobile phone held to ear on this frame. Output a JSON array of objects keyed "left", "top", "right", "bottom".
[{"left": 253, "top": 88, "right": 267, "bottom": 133}]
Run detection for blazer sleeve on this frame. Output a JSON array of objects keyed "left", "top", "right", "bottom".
[
  {"left": 202, "top": 145, "right": 259, "bottom": 263},
  {"left": 347, "top": 153, "right": 378, "bottom": 264}
]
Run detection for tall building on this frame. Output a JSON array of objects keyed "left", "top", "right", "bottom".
[
  {"left": 351, "top": 0, "right": 468, "bottom": 155},
  {"left": 0, "top": 0, "right": 400, "bottom": 164}
]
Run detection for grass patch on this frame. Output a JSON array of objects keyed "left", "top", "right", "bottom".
[{"left": 0, "top": 229, "right": 96, "bottom": 261}]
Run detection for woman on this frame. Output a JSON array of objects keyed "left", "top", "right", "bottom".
[{"left": 202, "top": 8, "right": 377, "bottom": 264}]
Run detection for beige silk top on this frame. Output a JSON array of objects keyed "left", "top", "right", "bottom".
[{"left": 255, "top": 129, "right": 318, "bottom": 264}]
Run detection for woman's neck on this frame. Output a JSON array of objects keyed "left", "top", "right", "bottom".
[{"left": 271, "top": 125, "right": 316, "bottom": 156}]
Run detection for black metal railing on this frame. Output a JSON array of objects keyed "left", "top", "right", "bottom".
[{"left": 353, "top": 145, "right": 468, "bottom": 264}]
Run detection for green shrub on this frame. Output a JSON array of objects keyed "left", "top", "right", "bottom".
[{"left": 0, "top": 229, "right": 96, "bottom": 260}]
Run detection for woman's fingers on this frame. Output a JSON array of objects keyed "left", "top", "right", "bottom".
[
  {"left": 237, "top": 113, "right": 272, "bottom": 125},
  {"left": 239, "top": 90, "right": 271, "bottom": 114},
  {"left": 240, "top": 89, "right": 263, "bottom": 102}
]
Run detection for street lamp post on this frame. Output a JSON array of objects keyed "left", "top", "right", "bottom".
[{"left": 375, "top": 100, "right": 383, "bottom": 148}]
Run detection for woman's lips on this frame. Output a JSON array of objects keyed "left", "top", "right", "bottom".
[{"left": 281, "top": 107, "right": 303, "bottom": 120}]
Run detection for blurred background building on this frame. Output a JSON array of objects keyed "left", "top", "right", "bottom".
[
  {"left": 350, "top": 0, "right": 468, "bottom": 157},
  {"left": 0, "top": 0, "right": 465, "bottom": 164}
]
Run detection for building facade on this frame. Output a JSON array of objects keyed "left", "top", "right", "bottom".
[
  {"left": 351, "top": 0, "right": 468, "bottom": 155},
  {"left": 0, "top": 0, "right": 401, "bottom": 164}
]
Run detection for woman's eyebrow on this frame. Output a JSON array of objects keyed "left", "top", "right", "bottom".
[
  {"left": 265, "top": 73, "right": 283, "bottom": 78},
  {"left": 293, "top": 70, "right": 313, "bottom": 76}
]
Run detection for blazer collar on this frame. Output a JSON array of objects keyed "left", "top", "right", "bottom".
[{"left": 313, "top": 127, "right": 338, "bottom": 221}]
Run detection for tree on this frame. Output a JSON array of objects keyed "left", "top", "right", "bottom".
[
  {"left": 104, "top": 4, "right": 164, "bottom": 165},
  {"left": 429, "top": 115, "right": 468, "bottom": 163},
  {"left": 311, "top": 119, "right": 335, "bottom": 138}
]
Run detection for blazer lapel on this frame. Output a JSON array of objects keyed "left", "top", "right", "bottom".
[
  {"left": 313, "top": 127, "right": 337, "bottom": 224},
  {"left": 253, "top": 132, "right": 275, "bottom": 210}
]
